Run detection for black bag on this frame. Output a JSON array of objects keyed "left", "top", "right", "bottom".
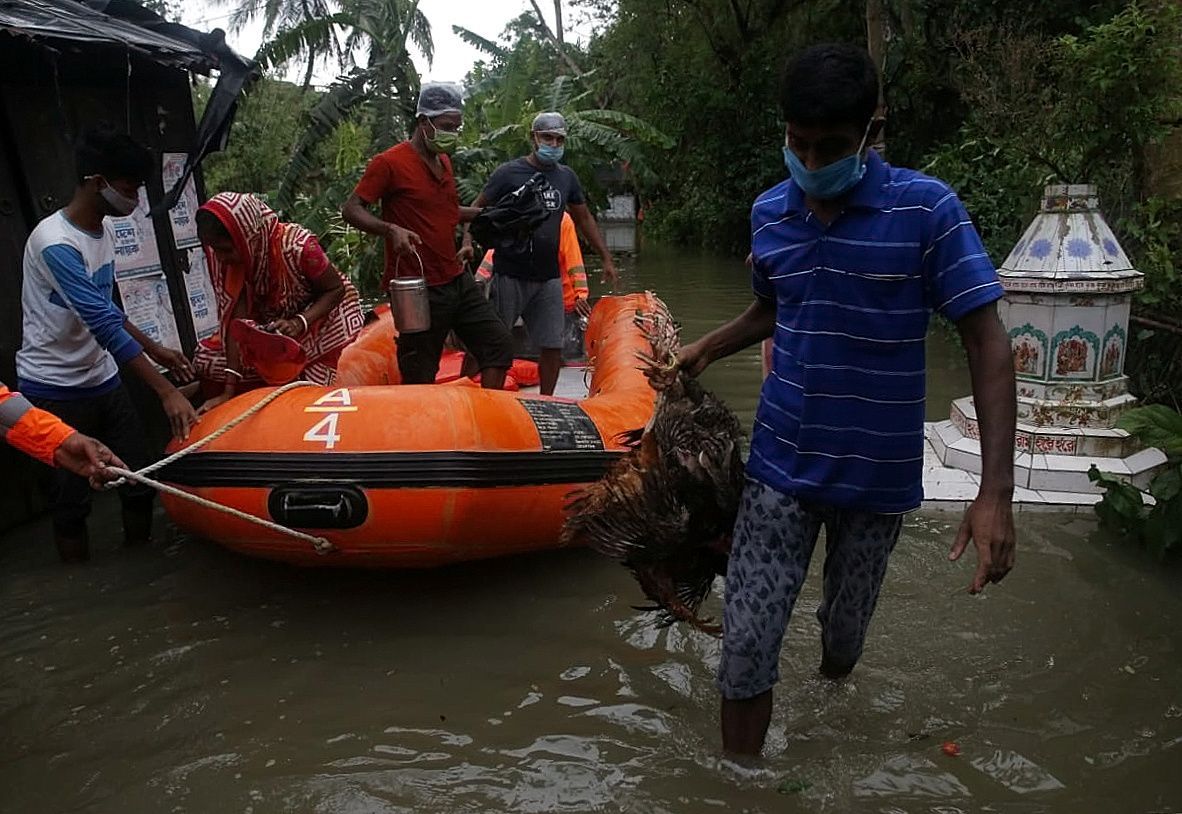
[{"left": 469, "top": 173, "right": 551, "bottom": 253}]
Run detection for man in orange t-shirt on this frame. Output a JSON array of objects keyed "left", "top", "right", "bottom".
[
  {"left": 341, "top": 83, "right": 513, "bottom": 387},
  {"left": 1, "top": 383, "right": 125, "bottom": 485}
]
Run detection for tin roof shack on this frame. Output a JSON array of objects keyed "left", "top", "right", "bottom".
[{"left": 0, "top": 0, "right": 253, "bottom": 532}]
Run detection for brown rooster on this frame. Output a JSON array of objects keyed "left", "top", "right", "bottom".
[{"left": 561, "top": 299, "right": 745, "bottom": 634}]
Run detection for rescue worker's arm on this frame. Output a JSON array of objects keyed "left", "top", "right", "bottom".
[{"left": 0, "top": 385, "right": 125, "bottom": 483}]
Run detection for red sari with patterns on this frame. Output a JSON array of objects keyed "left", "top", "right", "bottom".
[{"left": 192, "top": 192, "right": 364, "bottom": 387}]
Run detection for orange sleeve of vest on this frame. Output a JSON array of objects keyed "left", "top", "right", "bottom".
[
  {"left": 0, "top": 387, "right": 75, "bottom": 466},
  {"left": 477, "top": 249, "right": 494, "bottom": 282},
  {"left": 558, "top": 214, "right": 585, "bottom": 276},
  {"left": 558, "top": 214, "right": 588, "bottom": 311}
]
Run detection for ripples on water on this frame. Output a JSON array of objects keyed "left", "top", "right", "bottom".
[{"left": 2, "top": 246, "right": 1181, "bottom": 813}]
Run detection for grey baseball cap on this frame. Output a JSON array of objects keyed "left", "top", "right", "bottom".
[
  {"left": 416, "top": 83, "right": 463, "bottom": 117},
  {"left": 531, "top": 112, "right": 567, "bottom": 135}
]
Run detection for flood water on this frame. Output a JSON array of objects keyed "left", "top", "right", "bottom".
[{"left": 2, "top": 243, "right": 1181, "bottom": 813}]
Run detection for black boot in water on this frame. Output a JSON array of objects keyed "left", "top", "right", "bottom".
[
  {"left": 121, "top": 502, "right": 154, "bottom": 547},
  {"left": 54, "top": 524, "right": 90, "bottom": 563}
]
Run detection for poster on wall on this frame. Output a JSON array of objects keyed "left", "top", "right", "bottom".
[
  {"left": 108, "top": 187, "right": 162, "bottom": 281},
  {"left": 108, "top": 188, "right": 182, "bottom": 356},
  {"left": 119, "top": 273, "right": 183, "bottom": 352},
  {"left": 185, "top": 247, "right": 220, "bottom": 341},
  {"left": 162, "top": 152, "right": 201, "bottom": 250}
]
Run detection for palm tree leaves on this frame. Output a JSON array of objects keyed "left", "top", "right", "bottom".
[
  {"left": 273, "top": 0, "right": 428, "bottom": 212},
  {"left": 547, "top": 74, "right": 577, "bottom": 111},
  {"left": 452, "top": 70, "right": 674, "bottom": 203},
  {"left": 577, "top": 108, "right": 676, "bottom": 149},
  {"left": 218, "top": 0, "right": 343, "bottom": 89},
  {"left": 253, "top": 13, "right": 352, "bottom": 74},
  {"left": 452, "top": 25, "right": 508, "bottom": 61},
  {"left": 275, "top": 69, "right": 370, "bottom": 211}
]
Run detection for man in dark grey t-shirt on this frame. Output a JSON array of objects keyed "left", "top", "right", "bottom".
[{"left": 473, "top": 112, "right": 619, "bottom": 395}]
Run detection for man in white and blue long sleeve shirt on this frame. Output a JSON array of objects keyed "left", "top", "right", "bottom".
[{"left": 16, "top": 127, "right": 198, "bottom": 562}]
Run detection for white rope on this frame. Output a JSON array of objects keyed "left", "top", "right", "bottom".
[
  {"left": 136, "top": 380, "right": 317, "bottom": 478},
  {"left": 108, "top": 466, "right": 335, "bottom": 555},
  {"left": 107, "top": 380, "right": 335, "bottom": 556}
]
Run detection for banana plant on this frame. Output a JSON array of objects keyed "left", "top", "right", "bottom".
[
  {"left": 270, "top": 0, "right": 430, "bottom": 212},
  {"left": 215, "top": 0, "right": 344, "bottom": 91},
  {"left": 451, "top": 58, "right": 674, "bottom": 206}
]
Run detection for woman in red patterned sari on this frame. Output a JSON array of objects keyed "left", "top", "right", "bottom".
[{"left": 192, "top": 192, "right": 364, "bottom": 412}]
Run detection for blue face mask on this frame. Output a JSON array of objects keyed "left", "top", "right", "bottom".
[
  {"left": 536, "top": 144, "right": 565, "bottom": 164},
  {"left": 782, "top": 121, "right": 872, "bottom": 200}
]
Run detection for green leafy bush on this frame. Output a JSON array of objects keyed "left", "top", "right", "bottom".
[{"left": 1090, "top": 405, "right": 1182, "bottom": 558}]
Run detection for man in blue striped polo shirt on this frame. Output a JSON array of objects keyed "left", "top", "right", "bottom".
[{"left": 679, "top": 43, "right": 1017, "bottom": 755}]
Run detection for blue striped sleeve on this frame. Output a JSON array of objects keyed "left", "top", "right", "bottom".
[
  {"left": 42, "top": 245, "right": 143, "bottom": 365},
  {"left": 750, "top": 217, "right": 774, "bottom": 301},
  {"left": 751, "top": 256, "right": 774, "bottom": 300},
  {"left": 922, "top": 191, "right": 1003, "bottom": 321}
]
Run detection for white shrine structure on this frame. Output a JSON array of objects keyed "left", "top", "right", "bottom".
[{"left": 927, "top": 184, "right": 1166, "bottom": 505}]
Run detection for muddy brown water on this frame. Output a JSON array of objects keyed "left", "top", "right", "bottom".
[{"left": 2, "top": 244, "right": 1180, "bottom": 813}]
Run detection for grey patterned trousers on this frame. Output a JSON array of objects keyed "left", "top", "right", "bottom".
[{"left": 717, "top": 478, "right": 904, "bottom": 700}]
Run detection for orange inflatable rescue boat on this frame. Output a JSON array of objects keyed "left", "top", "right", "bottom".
[{"left": 157, "top": 294, "right": 662, "bottom": 567}]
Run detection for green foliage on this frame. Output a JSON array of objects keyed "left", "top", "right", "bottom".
[
  {"left": 1117, "top": 197, "right": 1182, "bottom": 312},
  {"left": 926, "top": 1, "right": 1182, "bottom": 405},
  {"left": 1090, "top": 404, "right": 1182, "bottom": 559},
  {"left": 936, "top": 1, "right": 1181, "bottom": 211},
  {"left": 274, "top": 0, "right": 429, "bottom": 212},
  {"left": 198, "top": 78, "right": 316, "bottom": 196},
  {"left": 573, "top": 0, "right": 1176, "bottom": 258},
  {"left": 922, "top": 134, "right": 1053, "bottom": 263},
  {"left": 1118, "top": 405, "right": 1182, "bottom": 456},
  {"left": 880, "top": 0, "right": 1129, "bottom": 169},
  {"left": 575, "top": 0, "right": 865, "bottom": 251},
  {"left": 1125, "top": 326, "right": 1182, "bottom": 409},
  {"left": 287, "top": 121, "right": 387, "bottom": 294},
  {"left": 1055, "top": 2, "right": 1182, "bottom": 188},
  {"left": 253, "top": 13, "right": 352, "bottom": 76},
  {"left": 449, "top": 17, "right": 672, "bottom": 209}
]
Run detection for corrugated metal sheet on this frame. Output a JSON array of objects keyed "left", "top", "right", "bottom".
[{"left": 0, "top": 0, "right": 218, "bottom": 72}]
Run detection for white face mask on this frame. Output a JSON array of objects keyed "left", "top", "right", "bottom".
[
  {"left": 87, "top": 175, "right": 139, "bottom": 216},
  {"left": 101, "top": 182, "right": 139, "bottom": 216}
]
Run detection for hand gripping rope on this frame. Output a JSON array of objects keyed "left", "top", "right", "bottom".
[{"left": 105, "top": 380, "right": 335, "bottom": 555}]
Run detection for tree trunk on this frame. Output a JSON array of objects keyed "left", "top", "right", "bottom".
[
  {"left": 866, "top": 0, "right": 887, "bottom": 157},
  {"left": 529, "top": 0, "right": 583, "bottom": 75},
  {"left": 302, "top": 53, "right": 315, "bottom": 93},
  {"left": 554, "top": 0, "right": 564, "bottom": 45}
]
